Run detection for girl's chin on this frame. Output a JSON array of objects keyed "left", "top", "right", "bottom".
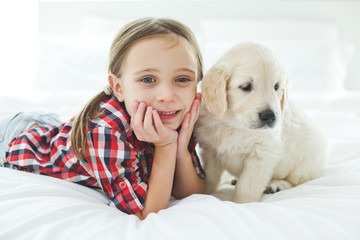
[
  {"left": 160, "top": 113, "right": 184, "bottom": 130},
  {"left": 162, "top": 120, "right": 182, "bottom": 131},
  {"left": 164, "top": 123, "right": 181, "bottom": 131}
]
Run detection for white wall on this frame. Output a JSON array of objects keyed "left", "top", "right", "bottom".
[
  {"left": 1, "top": 0, "right": 359, "bottom": 100},
  {"left": 0, "top": 0, "right": 38, "bottom": 97},
  {"left": 38, "top": 0, "right": 360, "bottom": 90}
]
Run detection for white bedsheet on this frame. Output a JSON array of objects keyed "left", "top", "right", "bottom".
[{"left": 1, "top": 91, "right": 360, "bottom": 240}]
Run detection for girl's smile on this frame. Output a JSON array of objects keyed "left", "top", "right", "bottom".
[{"left": 157, "top": 110, "right": 180, "bottom": 121}]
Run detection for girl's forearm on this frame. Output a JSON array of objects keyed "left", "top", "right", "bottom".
[
  {"left": 172, "top": 152, "right": 204, "bottom": 199},
  {"left": 136, "top": 143, "right": 177, "bottom": 220}
]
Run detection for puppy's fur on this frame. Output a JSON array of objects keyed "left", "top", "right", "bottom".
[{"left": 195, "top": 42, "right": 328, "bottom": 203}]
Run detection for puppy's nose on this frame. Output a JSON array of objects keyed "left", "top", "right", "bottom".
[{"left": 259, "top": 110, "right": 276, "bottom": 125}]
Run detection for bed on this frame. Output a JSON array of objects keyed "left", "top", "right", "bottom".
[{"left": 1, "top": 18, "right": 360, "bottom": 239}]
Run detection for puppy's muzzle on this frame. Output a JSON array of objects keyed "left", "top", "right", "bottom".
[{"left": 259, "top": 110, "right": 276, "bottom": 127}]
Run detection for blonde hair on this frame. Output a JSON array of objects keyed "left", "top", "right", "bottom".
[{"left": 71, "top": 17, "right": 203, "bottom": 160}]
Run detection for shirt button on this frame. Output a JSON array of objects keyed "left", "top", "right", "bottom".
[{"left": 119, "top": 181, "right": 127, "bottom": 189}]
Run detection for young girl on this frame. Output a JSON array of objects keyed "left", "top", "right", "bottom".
[{"left": 0, "top": 17, "right": 205, "bottom": 220}]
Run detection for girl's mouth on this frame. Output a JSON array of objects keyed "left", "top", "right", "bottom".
[{"left": 157, "top": 110, "right": 180, "bottom": 120}]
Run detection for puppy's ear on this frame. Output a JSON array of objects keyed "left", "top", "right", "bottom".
[
  {"left": 201, "top": 65, "right": 229, "bottom": 118},
  {"left": 280, "top": 70, "right": 289, "bottom": 112}
]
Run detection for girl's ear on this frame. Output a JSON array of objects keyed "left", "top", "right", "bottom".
[{"left": 108, "top": 73, "right": 124, "bottom": 102}]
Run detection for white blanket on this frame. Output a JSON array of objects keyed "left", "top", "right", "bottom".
[{"left": 1, "top": 91, "right": 360, "bottom": 240}]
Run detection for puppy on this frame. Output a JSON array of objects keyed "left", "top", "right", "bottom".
[{"left": 195, "top": 42, "right": 328, "bottom": 203}]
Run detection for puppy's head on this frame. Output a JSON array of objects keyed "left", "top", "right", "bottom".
[{"left": 202, "top": 42, "right": 289, "bottom": 130}]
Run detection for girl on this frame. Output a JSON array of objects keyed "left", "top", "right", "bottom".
[{"left": 0, "top": 17, "right": 205, "bottom": 220}]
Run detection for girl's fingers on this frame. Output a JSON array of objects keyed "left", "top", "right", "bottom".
[
  {"left": 191, "top": 94, "right": 201, "bottom": 115},
  {"left": 177, "top": 95, "right": 201, "bottom": 148},
  {"left": 152, "top": 110, "right": 164, "bottom": 135},
  {"left": 176, "top": 112, "right": 191, "bottom": 158},
  {"left": 131, "top": 102, "right": 151, "bottom": 141},
  {"left": 177, "top": 95, "right": 201, "bottom": 156},
  {"left": 189, "top": 98, "right": 201, "bottom": 127},
  {"left": 182, "top": 112, "right": 191, "bottom": 130},
  {"left": 143, "top": 106, "right": 159, "bottom": 137},
  {"left": 132, "top": 101, "right": 139, "bottom": 113},
  {"left": 178, "top": 112, "right": 191, "bottom": 144},
  {"left": 132, "top": 102, "right": 146, "bottom": 129},
  {"left": 196, "top": 92, "right": 202, "bottom": 101},
  {"left": 143, "top": 106, "right": 153, "bottom": 129}
]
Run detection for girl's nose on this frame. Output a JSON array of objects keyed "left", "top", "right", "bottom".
[{"left": 156, "top": 84, "right": 176, "bottom": 102}]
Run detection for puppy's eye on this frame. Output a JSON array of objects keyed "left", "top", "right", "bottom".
[
  {"left": 240, "top": 83, "right": 252, "bottom": 92},
  {"left": 274, "top": 83, "right": 280, "bottom": 91}
]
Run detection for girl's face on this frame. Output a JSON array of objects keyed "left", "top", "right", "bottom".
[{"left": 110, "top": 34, "right": 198, "bottom": 130}]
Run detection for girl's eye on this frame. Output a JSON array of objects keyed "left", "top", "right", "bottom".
[
  {"left": 274, "top": 82, "right": 280, "bottom": 91},
  {"left": 175, "top": 78, "right": 189, "bottom": 83},
  {"left": 141, "top": 77, "right": 156, "bottom": 83}
]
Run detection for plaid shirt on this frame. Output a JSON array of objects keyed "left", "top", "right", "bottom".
[{"left": 4, "top": 95, "right": 205, "bottom": 214}]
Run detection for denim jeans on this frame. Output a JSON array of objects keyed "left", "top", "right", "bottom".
[{"left": 0, "top": 112, "right": 62, "bottom": 159}]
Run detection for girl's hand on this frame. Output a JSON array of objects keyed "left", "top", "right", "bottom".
[
  {"left": 176, "top": 93, "right": 201, "bottom": 160},
  {"left": 131, "top": 102, "right": 178, "bottom": 147}
]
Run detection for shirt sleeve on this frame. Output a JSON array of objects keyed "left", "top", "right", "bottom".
[
  {"left": 189, "top": 135, "right": 206, "bottom": 179},
  {"left": 85, "top": 126, "right": 147, "bottom": 214}
]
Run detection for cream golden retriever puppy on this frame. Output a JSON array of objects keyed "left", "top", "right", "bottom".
[{"left": 195, "top": 42, "right": 328, "bottom": 203}]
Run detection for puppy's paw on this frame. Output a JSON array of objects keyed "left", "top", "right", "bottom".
[{"left": 264, "top": 180, "right": 293, "bottom": 194}]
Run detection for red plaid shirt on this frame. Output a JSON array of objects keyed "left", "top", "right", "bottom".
[{"left": 5, "top": 95, "right": 205, "bottom": 214}]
